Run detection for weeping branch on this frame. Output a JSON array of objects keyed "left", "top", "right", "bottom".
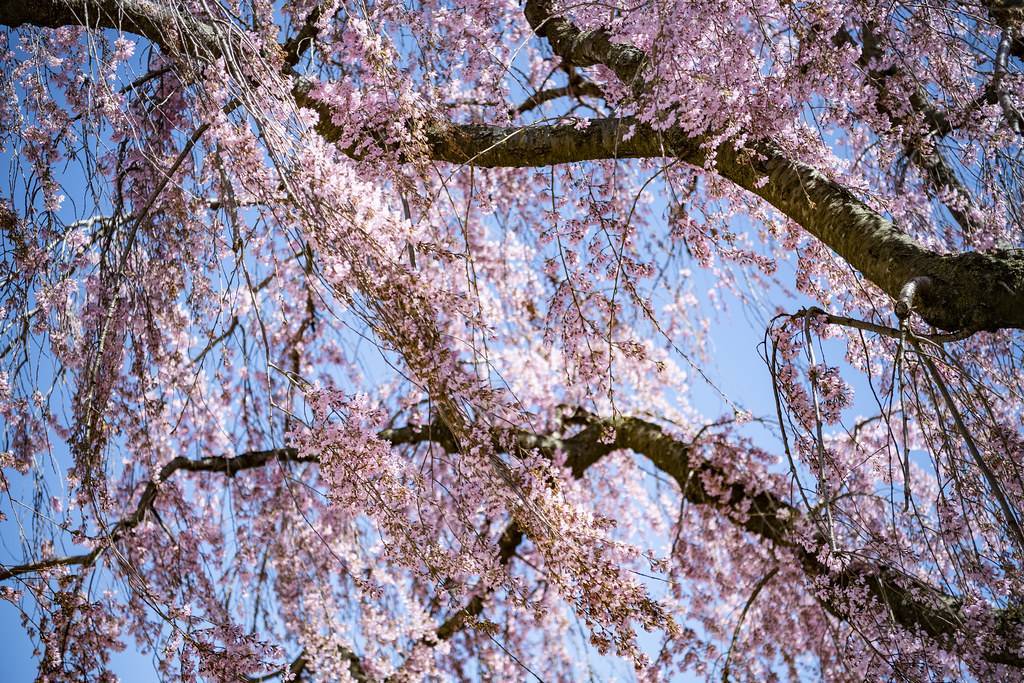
[
  {"left": 0, "top": 423, "right": 433, "bottom": 582},
  {"left": 844, "top": 24, "right": 983, "bottom": 237},
  {"left": 3, "top": 0, "right": 1024, "bottom": 333},
  {"left": 0, "top": 447, "right": 311, "bottom": 581},
  {"left": 3, "top": 412, "right": 1022, "bottom": 667},
  {"left": 538, "top": 412, "right": 1024, "bottom": 668}
]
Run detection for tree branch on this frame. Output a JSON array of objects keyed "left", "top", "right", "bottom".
[
  {"left": 510, "top": 0, "right": 1024, "bottom": 333},
  {"left": 412, "top": 113, "right": 1024, "bottom": 332},
  {"left": 552, "top": 412, "right": 1023, "bottom": 668},
  {"left": 4, "top": 0, "right": 1023, "bottom": 333},
  {"left": 522, "top": 0, "right": 646, "bottom": 87},
  {"left": 513, "top": 79, "right": 603, "bottom": 116},
  {"left": 989, "top": 1, "right": 1024, "bottom": 61},
  {"left": 847, "top": 24, "right": 986, "bottom": 238},
  {"left": 0, "top": 446, "right": 314, "bottom": 581},
  {"left": 0, "top": 0, "right": 221, "bottom": 59},
  {"left": 4, "top": 412, "right": 1021, "bottom": 667}
]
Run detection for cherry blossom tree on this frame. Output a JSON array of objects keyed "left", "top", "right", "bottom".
[{"left": 0, "top": 0, "right": 1023, "bottom": 679}]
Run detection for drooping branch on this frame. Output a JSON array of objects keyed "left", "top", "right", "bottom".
[
  {"left": 4, "top": 0, "right": 1024, "bottom": 333},
  {"left": 0, "top": 424, "right": 434, "bottom": 582},
  {"left": 549, "top": 412, "right": 1024, "bottom": 668},
  {"left": 844, "top": 24, "right": 983, "bottom": 236},
  {"left": 256, "top": 521, "right": 525, "bottom": 682},
  {"left": 394, "top": 412, "right": 1024, "bottom": 669},
  {"left": 0, "top": 447, "right": 311, "bottom": 581},
  {"left": 3, "top": 412, "right": 1021, "bottom": 667}
]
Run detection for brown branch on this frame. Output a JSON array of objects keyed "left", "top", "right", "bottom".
[
  {"left": 0, "top": 446, "right": 313, "bottom": 581},
  {"left": 790, "top": 306, "right": 978, "bottom": 344},
  {"left": 281, "top": 0, "right": 337, "bottom": 68},
  {"left": 431, "top": 523, "right": 524, "bottom": 643},
  {"left": 523, "top": 0, "right": 646, "bottom": 88},
  {"left": 989, "top": 1, "right": 1024, "bottom": 60},
  {"left": 5, "top": 0, "right": 1024, "bottom": 333},
  {"left": 250, "top": 646, "right": 371, "bottom": 683},
  {"left": 0, "top": 0, "right": 221, "bottom": 60},
  {"left": 553, "top": 412, "right": 1023, "bottom": 668},
  {"left": 0, "top": 422, "right": 458, "bottom": 582},
  {"left": 848, "top": 24, "right": 984, "bottom": 237},
  {"left": 388, "top": 410, "right": 1023, "bottom": 668},
  {"left": 412, "top": 112, "right": 1024, "bottom": 332},
  {"left": 510, "top": 0, "right": 1024, "bottom": 333},
  {"left": 4, "top": 409, "right": 1022, "bottom": 668}
]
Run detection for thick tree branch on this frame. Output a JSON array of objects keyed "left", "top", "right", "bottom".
[
  {"left": 989, "top": 1, "right": 1024, "bottom": 60},
  {"left": 522, "top": 0, "right": 645, "bottom": 87},
  {"left": 510, "top": 0, "right": 1024, "bottom": 333},
  {"left": 412, "top": 113, "right": 1024, "bottom": 332},
  {"left": 4, "top": 413, "right": 1021, "bottom": 667},
  {"left": 281, "top": 0, "right": 334, "bottom": 68},
  {"left": 4, "top": 0, "right": 1023, "bottom": 333},
  {"left": 302, "top": 3, "right": 1024, "bottom": 334},
  {"left": 550, "top": 412, "right": 1023, "bottom": 668},
  {"left": 0, "top": 0, "right": 221, "bottom": 59},
  {"left": 396, "top": 412, "right": 1024, "bottom": 668},
  {"left": 251, "top": 646, "right": 371, "bottom": 683}
]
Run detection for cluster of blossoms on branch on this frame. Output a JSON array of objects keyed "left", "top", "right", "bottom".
[{"left": 0, "top": 0, "right": 1022, "bottom": 680}]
